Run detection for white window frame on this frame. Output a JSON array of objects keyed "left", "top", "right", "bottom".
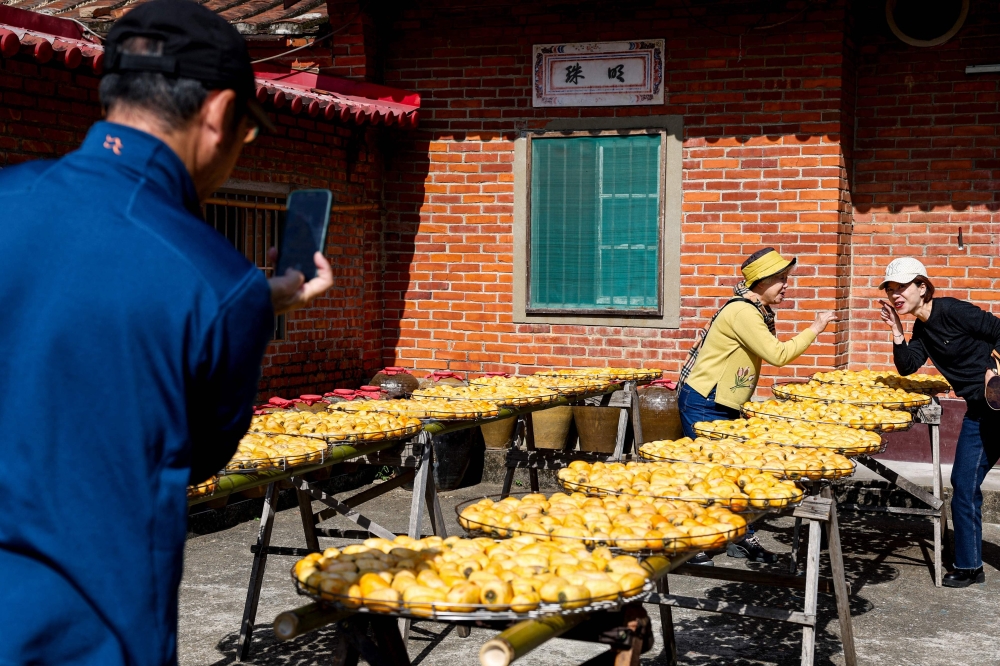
[{"left": 513, "top": 115, "right": 683, "bottom": 328}]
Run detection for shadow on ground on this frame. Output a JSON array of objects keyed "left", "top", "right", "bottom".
[{"left": 209, "top": 622, "right": 457, "bottom": 666}]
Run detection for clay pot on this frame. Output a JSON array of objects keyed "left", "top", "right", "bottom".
[
  {"left": 370, "top": 367, "right": 420, "bottom": 398},
  {"left": 637, "top": 380, "right": 683, "bottom": 443},
  {"left": 356, "top": 385, "right": 387, "bottom": 400},
  {"left": 418, "top": 370, "right": 468, "bottom": 389},
  {"left": 481, "top": 417, "right": 516, "bottom": 449},
  {"left": 530, "top": 407, "right": 573, "bottom": 450},
  {"left": 573, "top": 406, "right": 622, "bottom": 454},
  {"left": 323, "top": 388, "right": 358, "bottom": 403}
]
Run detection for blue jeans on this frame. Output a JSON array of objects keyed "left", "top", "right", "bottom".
[
  {"left": 678, "top": 383, "right": 741, "bottom": 440},
  {"left": 951, "top": 404, "right": 1000, "bottom": 569},
  {"left": 678, "top": 383, "right": 750, "bottom": 540}
]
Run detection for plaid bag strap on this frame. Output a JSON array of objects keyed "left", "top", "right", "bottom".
[{"left": 677, "top": 298, "right": 751, "bottom": 388}]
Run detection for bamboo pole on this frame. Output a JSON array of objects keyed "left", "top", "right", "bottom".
[
  {"left": 479, "top": 613, "right": 588, "bottom": 666},
  {"left": 273, "top": 603, "right": 352, "bottom": 641}
]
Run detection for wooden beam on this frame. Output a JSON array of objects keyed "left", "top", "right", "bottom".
[
  {"left": 670, "top": 563, "right": 834, "bottom": 594},
  {"left": 646, "top": 593, "right": 815, "bottom": 626}
]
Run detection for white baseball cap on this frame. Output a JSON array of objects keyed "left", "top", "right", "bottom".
[{"left": 879, "top": 257, "right": 929, "bottom": 290}]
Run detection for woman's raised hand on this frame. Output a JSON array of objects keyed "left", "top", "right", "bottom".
[
  {"left": 809, "top": 311, "right": 837, "bottom": 336},
  {"left": 878, "top": 300, "right": 904, "bottom": 337}
]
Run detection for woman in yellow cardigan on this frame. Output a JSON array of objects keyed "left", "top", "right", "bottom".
[{"left": 678, "top": 247, "right": 835, "bottom": 563}]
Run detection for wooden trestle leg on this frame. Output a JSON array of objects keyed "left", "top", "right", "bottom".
[
  {"left": 822, "top": 487, "right": 857, "bottom": 666},
  {"left": 400, "top": 436, "right": 443, "bottom": 642},
  {"left": 789, "top": 517, "right": 803, "bottom": 574},
  {"left": 524, "top": 412, "right": 539, "bottom": 492},
  {"left": 236, "top": 431, "right": 446, "bottom": 661},
  {"left": 237, "top": 482, "right": 278, "bottom": 661},
  {"left": 847, "top": 399, "right": 945, "bottom": 586},
  {"left": 799, "top": 511, "right": 822, "bottom": 666},
  {"left": 656, "top": 576, "right": 678, "bottom": 666},
  {"left": 648, "top": 496, "right": 856, "bottom": 666},
  {"left": 296, "top": 485, "right": 321, "bottom": 553},
  {"left": 930, "top": 419, "right": 944, "bottom": 587},
  {"left": 499, "top": 416, "right": 525, "bottom": 499}
]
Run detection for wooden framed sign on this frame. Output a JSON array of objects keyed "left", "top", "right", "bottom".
[{"left": 532, "top": 40, "right": 664, "bottom": 107}]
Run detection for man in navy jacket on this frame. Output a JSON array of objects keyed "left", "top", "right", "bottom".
[{"left": 0, "top": 1, "right": 332, "bottom": 663}]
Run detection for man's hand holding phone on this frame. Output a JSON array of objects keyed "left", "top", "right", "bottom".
[
  {"left": 268, "top": 249, "right": 333, "bottom": 315},
  {"left": 267, "top": 189, "right": 335, "bottom": 315}
]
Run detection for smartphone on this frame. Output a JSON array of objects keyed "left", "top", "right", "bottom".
[{"left": 276, "top": 189, "right": 332, "bottom": 281}]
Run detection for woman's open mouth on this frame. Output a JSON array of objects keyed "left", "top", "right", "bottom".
[{"left": 893, "top": 299, "right": 905, "bottom": 309}]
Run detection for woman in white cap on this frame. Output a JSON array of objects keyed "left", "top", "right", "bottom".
[
  {"left": 678, "top": 247, "right": 836, "bottom": 563},
  {"left": 879, "top": 257, "right": 1000, "bottom": 588}
]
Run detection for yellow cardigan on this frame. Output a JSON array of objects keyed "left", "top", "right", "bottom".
[{"left": 686, "top": 301, "right": 816, "bottom": 410}]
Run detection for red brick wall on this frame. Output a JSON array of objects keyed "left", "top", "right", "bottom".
[
  {"left": 0, "top": 53, "right": 382, "bottom": 396},
  {"left": 850, "top": 1, "right": 1000, "bottom": 370},
  {"left": 380, "top": 0, "right": 855, "bottom": 382}
]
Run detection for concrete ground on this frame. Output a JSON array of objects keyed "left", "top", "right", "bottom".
[{"left": 180, "top": 481, "right": 1000, "bottom": 666}]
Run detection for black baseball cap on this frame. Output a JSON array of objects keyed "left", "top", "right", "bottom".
[{"left": 104, "top": 0, "right": 275, "bottom": 132}]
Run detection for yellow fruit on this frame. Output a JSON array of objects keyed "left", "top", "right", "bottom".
[
  {"left": 363, "top": 587, "right": 401, "bottom": 613},
  {"left": 618, "top": 573, "right": 648, "bottom": 597},
  {"left": 444, "top": 582, "right": 482, "bottom": 611},
  {"left": 391, "top": 571, "right": 417, "bottom": 594},
  {"left": 583, "top": 578, "right": 620, "bottom": 602},
  {"left": 509, "top": 592, "right": 541, "bottom": 612},
  {"left": 479, "top": 580, "right": 513, "bottom": 609},
  {"left": 538, "top": 577, "right": 570, "bottom": 603},
  {"left": 344, "top": 584, "right": 363, "bottom": 608},
  {"left": 557, "top": 584, "right": 591, "bottom": 609},
  {"left": 359, "top": 572, "right": 390, "bottom": 596}
]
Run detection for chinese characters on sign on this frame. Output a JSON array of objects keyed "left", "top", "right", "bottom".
[
  {"left": 565, "top": 63, "right": 585, "bottom": 84},
  {"left": 533, "top": 40, "right": 664, "bottom": 107}
]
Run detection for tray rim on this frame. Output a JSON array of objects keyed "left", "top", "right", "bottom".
[{"left": 291, "top": 566, "right": 655, "bottom": 621}]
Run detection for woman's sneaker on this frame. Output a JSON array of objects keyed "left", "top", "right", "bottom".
[{"left": 727, "top": 534, "right": 779, "bottom": 564}]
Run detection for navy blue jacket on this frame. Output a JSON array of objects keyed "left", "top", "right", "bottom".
[{"left": 0, "top": 122, "right": 273, "bottom": 665}]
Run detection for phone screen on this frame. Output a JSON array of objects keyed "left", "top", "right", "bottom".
[{"left": 276, "top": 189, "right": 332, "bottom": 281}]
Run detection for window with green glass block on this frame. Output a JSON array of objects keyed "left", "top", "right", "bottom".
[{"left": 528, "top": 134, "right": 662, "bottom": 314}]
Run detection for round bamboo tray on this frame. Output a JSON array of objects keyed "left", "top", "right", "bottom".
[
  {"left": 556, "top": 477, "right": 803, "bottom": 512},
  {"left": 292, "top": 570, "right": 653, "bottom": 622},
  {"left": 454, "top": 497, "right": 747, "bottom": 555},
  {"left": 223, "top": 447, "right": 332, "bottom": 474},
  {"left": 811, "top": 369, "right": 951, "bottom": 396},
  {"left": 742, "top": 401, "right": 913, "bottom": 433},
  {"left": 469, "top": 376, "right": 615, "bottom": 398},
  {"left": 636, "top": 443, "right": 856, "bottom": 481},
  {"left": 771, "top": 381, "right": 930, "bottom": 410},
  {"left": 533, "top": 368, "right": 662, "bottom": 382},
  {"left": 691, "top": 418, "right": 885, "bottom": 456},
  {"left": 411, "top": 386, "right": 559, "bottom": 409},
  {"left": 329, "top": 398, "right": 501, "bottom": 421}
]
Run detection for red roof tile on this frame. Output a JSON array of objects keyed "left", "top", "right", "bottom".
[
  {"left": 4, "top": 0, "right": 328, "bottom": 35},
  {"left": 0, "top": 5, "right": 420, "bottom": 128}
]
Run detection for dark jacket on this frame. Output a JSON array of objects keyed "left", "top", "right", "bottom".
[
  {"left": 0, "top": 122, "right": 273, "bottom": 665},
  {"left": 894, "top": 296, "right": 1000, "bottom": 406}
]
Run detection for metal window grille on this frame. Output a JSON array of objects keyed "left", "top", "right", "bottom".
[{"left": 203, "top": 193, "right": 287, "bottom": 340}]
